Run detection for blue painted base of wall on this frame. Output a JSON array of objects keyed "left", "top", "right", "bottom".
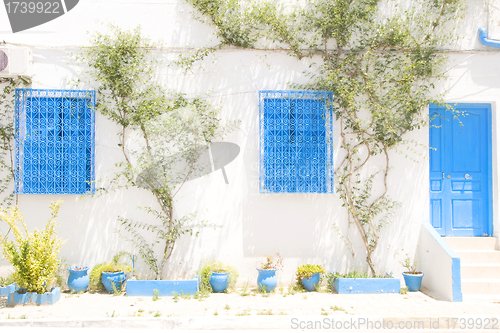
[
  {"left": 0, "top": 283, "right": 16, "bottom": 297},
  {"left": 8, "top": 287, "right": 61, "bottom": 305},
  {"left": 126, "top": 278, "right": 199, "bottom": 297},
  {"left": 333, "top": 278, "right": 400, "bottom": 294}
]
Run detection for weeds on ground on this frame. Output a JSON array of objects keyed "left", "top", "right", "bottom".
[
  {"left": 315, "top": 282, "right": 329, "bottom": 293},
  {"left": 7, "top": 314, "right": 26, "bottom": 319},
  {"left": 235, "top": 309, "right": 251, "bottom": 316},
  {"left": 180, "top": 292, "right": 191, "bottom": 300},
  {"left": 194, "top": 290, "right": 209, "bottom": 300},
  {"left": 329, "top": 305, "right": 349, "bottom": 314},
  {"left": 239, "top": 281, "right": 249, "bottom": 296},
  {"left": 106, "top": 310, "right": 118, "bottom": 317},
  {"left": 133, "top": 309, "right": 145, "bottom": 317},
  {"left": 331, "top": 305, "right": 345, "bottom": 312},
  {"left": 258, "top": 284, "right": 271, "bottom": 297},
  {"left": 152, "top": 289, "right": 160, "bottom": 301},
  {"left": 67, "top": 290, "right": 84, "bottom": 298},
  {"left": 111, "top": 281, "right": 123, "bottom": 296},
  {"left": 400, "top": 287, "right": 408, "bottom": 295},
  {"left": 257, "top": 309, "right": 273, "bottom": 315}
]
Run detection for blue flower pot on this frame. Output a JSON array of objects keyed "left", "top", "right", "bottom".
[
  {"left": 102, "top": 272, "right": 126, "bottom": 294},
  {"left": 301, "top": 272, "right": 320, "bottom": 291},
  {"left": 402, "top": 272, "right": 424, "bottom": 292},
  {"left": 67, "top": 266, "right": 89, "bottom": 293},
  {"left": 209, "top": 272, "right": 229, "bottom": 293},
  {"left": 257, "top": 268, "right": 277, "bottom": 293}
]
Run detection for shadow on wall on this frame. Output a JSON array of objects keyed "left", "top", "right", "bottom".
[
  {"left": 241, "top": 191, "right": 343, "bottom": 257},
  {"left": 372, "top": 128, "right": 430, "bottom": 275}
]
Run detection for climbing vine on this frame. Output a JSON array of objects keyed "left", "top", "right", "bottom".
[
  {"left": 78, "top": 26, "right": 235, "bottom": 279},
  {"left": 0, "top": 77, "right": 31, "bottom": 207},
  {"left": 185, "top": 0, "right": 463, "bottom": 275}
]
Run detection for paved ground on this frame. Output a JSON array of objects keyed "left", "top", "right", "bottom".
[{"left": 0, "top": 287, "right": 499, "bottom": 331}]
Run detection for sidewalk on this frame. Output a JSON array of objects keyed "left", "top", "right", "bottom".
[{"left": 0, "top": 288, "right": 499, "bottom": 331}]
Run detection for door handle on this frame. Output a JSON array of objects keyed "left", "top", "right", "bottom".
[{"left": 442, "top": 172, "right": 444, "bottom": 180}]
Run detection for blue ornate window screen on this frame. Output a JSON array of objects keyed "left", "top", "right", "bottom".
[
  {"left": 259, "top": 90, "right": 334, "bottom": 193},
  {"left": 14, "top": 89, "right": 95, "bottom": 194}
]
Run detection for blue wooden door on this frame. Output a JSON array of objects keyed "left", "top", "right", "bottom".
[{"left": 429, "top": 104, "right": 492, "bottom": 236}]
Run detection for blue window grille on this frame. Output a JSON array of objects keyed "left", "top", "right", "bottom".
[
  {"left": 259, "top": 90, "right": 334, "bottom": 193},
  {"left": 14, "top": 89, "right": 95, "bottom": 194}
]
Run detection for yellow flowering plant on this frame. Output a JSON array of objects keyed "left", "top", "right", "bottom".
[{"left": 0, "top": 201, "right": 64, "bottom": 294}]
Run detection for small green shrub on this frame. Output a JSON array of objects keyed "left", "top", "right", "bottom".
[
  {"left": 196, "top": 259, "right": 238, "bottom": 294},
  {"left": 0, "top": 201, "right": 64, "bottom": 294},
  {"left": 89, "top": 252, "right": 133, "bottom": 292}
]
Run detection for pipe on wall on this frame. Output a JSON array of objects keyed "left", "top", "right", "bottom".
[{"left": 478, "top": 27, "right": 500, "bottom": 48}]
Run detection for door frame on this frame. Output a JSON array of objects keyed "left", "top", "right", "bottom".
[{"left": 429, "top": 103, "right": 493, "bottom": 236}]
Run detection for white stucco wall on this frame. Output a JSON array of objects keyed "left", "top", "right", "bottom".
[{"left": 0, "top": 0, "right": 498, "bottom": 286}]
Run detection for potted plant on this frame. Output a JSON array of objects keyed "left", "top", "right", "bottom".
[
  {"left": 197, "top": 260, "right": 239, "bottom": 294},
  {"left": 89, "top": 252, "right": 133, "bottom": 294},
  {"left": 0, "top": 201, "right": 64, "bottom": 305},
  {"left": 401, "top": 255, "right": 424, "bottom": 292},
  {"left": 67, "top": 266, "right": 90, "bottom": 293},
  {"left": 296, "top": 264, "right": 325, "bottom": 291},
  {"left": 257, "top": 253, "right": 283, "bottom": 293}
]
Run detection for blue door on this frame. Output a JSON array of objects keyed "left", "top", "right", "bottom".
[{"left": 429, "top": 104, "right": 492, "bottom": 236}]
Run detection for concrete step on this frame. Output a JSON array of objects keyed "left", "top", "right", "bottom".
[
  {"left": 461, "top": 279, "right": 500, "bottom": 294},
  {"left": 444, "top": 237, "right": 498, "bottom": 251},
  {"left": 456, "top": 250, "right": 500, "bottom": 264},
  {"left": 462, "top": 294, "right": 500, "bottom": 302},
  {"left": 461, "top": 264, "right": 500, "bottom": 279}
]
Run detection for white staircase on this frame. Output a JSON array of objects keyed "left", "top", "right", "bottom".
[{"left": 444, "top": 237, "right": 500, "bottom": 302}]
